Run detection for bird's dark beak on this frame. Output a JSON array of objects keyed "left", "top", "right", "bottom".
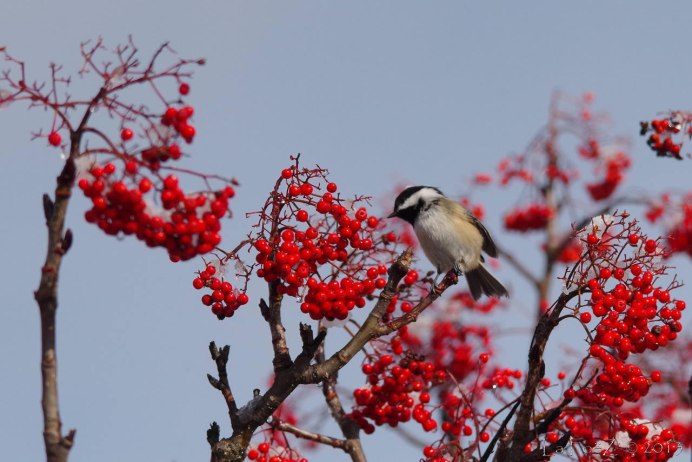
[{"left": 387, "top": 211, "right": 397, "bottom": 218}]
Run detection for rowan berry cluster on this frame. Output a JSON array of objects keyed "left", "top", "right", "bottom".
[
  {"left": 504, "top": 203, "right": 554, "bottom": 232},
  {"left": 160, "top": 104, "right": 196, "bottom": 144},
  {"left": 350, "top": 347, "right": 446, "bottom": 434},
  {"left": 192, "top": 264, "right": 249, "bottom": 319},
  {"left": 583, "top": 142, "right": 631, "bottom": 201},
  {"left": 667, "top": 197, "right": 692, "bottom": 258},
  {"left": 640, "top": 117, "right": 686, "bottom": 160},
  {"left": 1, "top": 42, "right": 235, "bottom": 262},
  {"left": 557, "top": 238, "right": 584, "bottom": 263},
  {"left": 447, "top": 290, "right": 503, "bottom": 313},
  {"left": 221, "top": 158, "right": 407, "bottom": 321},
  {"left": 245, "top": 441, "right": 308, "bottom": 462},
  {"left": 79, "top": 164, "right": 233, "bottom": 261},
  {"left": 548, "top": 213, "right": 688, "bottom": 460}
]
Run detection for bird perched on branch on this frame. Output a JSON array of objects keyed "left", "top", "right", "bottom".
[{"left": 389, "top": 186, "right": 508, "bottom": 300}]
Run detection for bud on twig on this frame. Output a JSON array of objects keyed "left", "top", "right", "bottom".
[{"left": 42, "top": 194, "right": 54, "bottom": 224}]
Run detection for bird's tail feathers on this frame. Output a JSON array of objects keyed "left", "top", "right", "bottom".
[{"left": 465, "top": 264, "right": 508, "bottom": 301}]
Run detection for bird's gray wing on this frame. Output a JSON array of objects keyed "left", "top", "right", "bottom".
[{"left": 465, "top": 210, "right": 498, "bottom": 258}]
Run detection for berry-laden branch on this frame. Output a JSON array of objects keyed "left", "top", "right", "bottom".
[
  {"left": 207, "top": 246, "right": 456, "bottom": 462},
  {"left": 495, "top": 212, "right": 687, "bottom": 461},
  {"left": 1, "top": 40, "right": 231, "bottom": 462},
  {"left": 307, "top": 250, "right": 458, "bottom": 382},
  {"left": 494, "top": 288, "right": 580, "bottom": 462}
]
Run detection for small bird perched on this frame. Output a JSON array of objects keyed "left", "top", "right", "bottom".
[{"left": 388, "top": 186, "right": 508, "bottom": 300}]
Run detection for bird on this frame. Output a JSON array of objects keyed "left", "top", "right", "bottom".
[{"left": 388, "top": 186, "right": 508, "bottom": 300}]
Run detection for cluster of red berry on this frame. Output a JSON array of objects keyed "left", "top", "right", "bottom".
[
  {"left": 557, "top": 238, "right": 583, "bottom": 263},
  {"left": 350, "top": 350, "right": 446, "bottom": 434},
  {"left": 68, "top": 82, "right": 236, "bottom": 261},
  {"left": 448, "top": 290, "right": 503, "bottom": 313},
  {"left": 582, "top": 245, "right": 684, "bottom": 361},
  {"left": 161, "top": 104, "right": 196, "bottom": 144},
  {"left": 641, "top": 118, "right": 685, "bottom": 160},
  {"left": 192, "top": 264, "right": 249, "bottom": 319},
  {"left": 504, "top": 203, "right": 554, "bottom": 232},
  {"left": 246, "top": 441, "right": 307, "bottom": 462},
  {"left": 546, "top": 218, "right": 688, "bottom": 460},
  {"left": 497, "top": 155, "right": 534, "bottom": 186},
  {"left": 425, "top": 322, "right": 490, "bottom": 380},
  {"left": 480, "top": 367, "right": 523, "bottom": 390},
  {"left": 79, "top": 163, "right": 233, "bottom": 261},
  {"left": 667, "top": 198, "right": 692, "bottom": 258},
  {"left": 246, "top": 165, "right": 400, "bottom": 320},
  {"left": 585, "top": 150, "right": 631, "bottom": 201},
  {"left": 300, "top": 275, "right": 376, "bottom": 321}
]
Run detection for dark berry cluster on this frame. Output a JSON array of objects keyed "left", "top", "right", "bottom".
[{"left": 640, "top": 118, "right": 685, "bottom": 160}]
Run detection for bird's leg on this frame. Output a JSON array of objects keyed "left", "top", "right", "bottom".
[{"left": 431, "top": 272, "right": 442, "bottom": 289}]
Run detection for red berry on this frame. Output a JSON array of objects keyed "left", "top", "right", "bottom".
[
  {"left": 180, "top": 124, "right": 196, "bottom": 142},
  {"left": 480, "top": 431, "right": 490, "bottom": 442},
  {"left": 281, "top": 168, "right": 293, "bottom": 179},
  {"left": 125, "top": 161, "right": 138, "bottom": 174},
  {"left": 48, "top": 131, "right": 62, "bottom": 146},
  {"left": 422, "top": 419, "right": 437, "bottom": 431},
  {"left": 296, "top": 210, "right": 309, "bottom": 222},
  {"left": 579, "top": 312, "right": 592, "bottom": 323},
  {"left": 138, "top": 178, "right": 152, "bottom": 193},
  {"left": 179, "top": 82, "right": 190, "bottom": 95},
  {"left": 586, "top": 234, "right": 599, "bottom": 245},
  {"left": 644, "top": 239, "right": 657, "bottom": 253},
  {"left": 479, "top": 353, "right": 489, "bottom": 363},
  {"left": 327, "top": 182, "right": 337, "bottom": 193},
  {"left": 121, "top": 128, "right": 134, "bottom": 141}
]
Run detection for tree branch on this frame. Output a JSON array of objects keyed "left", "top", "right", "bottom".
[
  {"left": 33, "top": 89, "right": 103, "bottom": 460},
  {"left": 209, "top": 248, "right": 456, "bottom": 462},
  {"left": 207, "top": 342, "right": 240, "bottom": 431},
  {"left": 261, "top": 284, "right": 293, "bottom": 372},
  {"left": 306, "top": 249, "right": 457, "bottom": 383},
  {"left": 272, "top": 419, "right": 349, "bottom": 451},
  {"left": 497, "top": 289, "right": 580, "bottom": 461},
  {"left": 315, "top": 331, "right": 366, "bottom": 462}
]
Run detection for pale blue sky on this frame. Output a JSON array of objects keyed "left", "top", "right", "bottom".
[{"left": 1, "top": 2, "right": 690, "bottom": 461}]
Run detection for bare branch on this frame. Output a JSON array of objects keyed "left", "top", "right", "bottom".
[
  {"left": 208, "top": 342, "right": 240, "bottom": 431},
  {"left": 272, "top": 419, "right": 349, "bottom": 451}
]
